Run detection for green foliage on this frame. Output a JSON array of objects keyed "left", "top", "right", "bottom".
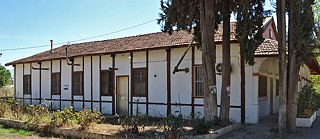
[
  {"left": 313, "top": 0, "right": 320, "bottom": 22},
  {"left": 50, "top": 107, "right": 76, "bottom": 127},
  {"left": 7, "top": 98, "right": 24, "bottom": 120},
  {"left": 0, "top": 125, "right": 33, "bottom": 137},
  {"left": 0, "top": 66, "right": 11, "bottom": 88},
  {"left": 233, "top": 0, "right": 269, "bottom": 65},
  {"left": 295, "top": 0, "right": 318, "bottom": 66},
  {"left": 297, "top": 84, "right": 320, "bottom": 115},
  {"left": 161, "top": 111, "right": 184, "bottom": 138},
  {"left": 75, "top": 109, "right": 103, "bottom": 130},
  {"left": 0, "top": 100, "right": 9, "bottom": 118},
  {"left": 26, "top": 104, "right": 49, "bottom": 124},
  {"left": 157, "top": 0, "right": 223, "bottom": 47}
]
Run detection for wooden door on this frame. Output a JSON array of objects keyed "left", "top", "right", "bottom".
[{"left": 116, "top": 76, "right": 129, "bottom": 115}]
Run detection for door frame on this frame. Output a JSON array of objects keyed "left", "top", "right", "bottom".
[{"left": 116, "top": 75, "right": 129, "bottom": 115}]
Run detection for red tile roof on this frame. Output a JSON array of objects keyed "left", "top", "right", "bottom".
[
  {"left": 6, "top": 23, "right": 238, "bottom": 66},
  {"left": 254, "top": 39, "right": 278, "bottom": 56}
]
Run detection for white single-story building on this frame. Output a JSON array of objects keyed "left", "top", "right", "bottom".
[{"left": 6, "top": 17, "right": 320, "bottom": 123}]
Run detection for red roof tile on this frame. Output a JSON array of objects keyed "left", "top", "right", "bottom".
[{"left": 6, "top": 23, "right": 238, "bottom": 66}]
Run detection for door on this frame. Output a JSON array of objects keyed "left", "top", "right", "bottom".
[{"left": 116, "top": 76, "right": 129, "bottom": 115}]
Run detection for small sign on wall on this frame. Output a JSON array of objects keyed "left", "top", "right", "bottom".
[{"left": 63, "top": 84, "right": 69, "bottom": 90}]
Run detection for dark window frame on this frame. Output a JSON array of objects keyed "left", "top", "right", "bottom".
[
  {"left": 72, "top": 71, "right": 83, "bottom": 96},
  {"left": 258, "top": 75, "right": 268, "bottom": 97},
  {"left": 193, "top": 65, "right": 204, "bottom": 97},
  {"left": 23, "top": 75, "right": 31, "bottom": 94},
  {"left": 132, "top": 68, "right": 147, "bottom": 97},
  {"left": 100, "top": 70, "right": 114, "bottom": 96},
  {"left": 51, "top": 72, "right": 61, "bottom": 95}
]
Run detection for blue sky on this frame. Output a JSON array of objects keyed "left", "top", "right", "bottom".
[{"left": 0, "top": 1, "right": 275, "bottom": 70}]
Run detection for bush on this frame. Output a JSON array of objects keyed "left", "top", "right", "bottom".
[
  {"left": 75, "top": 109, "right": 103, "bottom": 130},
  {"left": 298, "top": 84, "right": 319, "bottom": 115},
  {"left": 161, "top": 111, "right": 184, "bottom": 139},
  {"left": 50, "top": 107, "right": 76, "bottom": 127},
  {"left": 26, "top": 104, "right": 49, "bottom": 124},
  {"left": 7, "top": 99, "right": 24, "bottom": 120},
  {"left": 0, "top": 100, "right": 9, "bottom": 118},
  {"left": 189, "top": 112, "right": 213, "bottom": 134}
]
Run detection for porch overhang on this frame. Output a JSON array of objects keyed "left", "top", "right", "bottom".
[{"left": 306, "top": 58, "right": 320, "bottom": 75}]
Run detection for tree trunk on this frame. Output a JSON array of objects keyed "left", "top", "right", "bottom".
[
  {"left": 199, "top": 0, "right": 218, "bottom": 121},
  {"left": 287, "top": 0, "right": 300, "bottom": 133},
  {"left": 277, "top": 0, "right": 287, "bottom": 136},
  {"left": 220, "top": 0, "right": 231, "bottom": 123}
]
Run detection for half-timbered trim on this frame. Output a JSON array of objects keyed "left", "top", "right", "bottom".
[
  {"left": 22, "top": 64, "right": 25, "bottom": 106},
  {"left": 82, "top": 57, "right": 85, "bottom": 109},
  {"left": 30, "top": 63, "right": 32, "bottom": 105},
  {"left": 166, "top": 49, "right": 171, "bottom": 116},
  {"left": 59, "top": 59, "right": 62, "bottom": 110},
  {"left": 50, "top": 60, "right": 53, "bottom": 110},
  {"left": 130, "top": 52, "right": 133, "bottom": 115},
  {"left": 13, "top": 65, "right": 16, "bottom": 100},
  {"left": 71, "top": 59, "right": 74, "bottom": 110},
  {"left": 191, "top": 46, "right": 195, "bottom": 117},
  {"left": 99, "top": 55, "right": 102, "bottom": 112},
  {"left": 39, "top": 62, "right": 42, "bottom": 104},
  {"left": 146, "top": 51, "right": 149, "bottom": 116},
  {"left": 111, "top": 54, "right": 115, "bottom": 115},
  {"left": 90, "top": 56, "right": 93, "bottom": 110}
]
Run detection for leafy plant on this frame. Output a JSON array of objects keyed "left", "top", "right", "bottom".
[
  {"left": 298, "top": 84, "right": 319, "bottom": 115},
  {"left": 7, "top": 98, "right": 24, "bottom": 120},
  {"left": 26, "top": 104, "right": 49, "bottom": 124},
  {"left": 75, "top": 109, "right": 103, "bottom": 130},
  {"left": 50, "top": 107, "right": 76, "bottom": 127}
]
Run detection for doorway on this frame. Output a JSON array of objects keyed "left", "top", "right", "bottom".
[{"left": 116, "top": 76, "right": 129, "bottom": 115}]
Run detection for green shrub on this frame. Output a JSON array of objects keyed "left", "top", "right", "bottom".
[
  {"left": 50, "top": 107, "right": 76, "bottom": 127},
  {"left": 0, "top": 100, "right": 9, "bottom": 118},
  {"left": 7, "top": 99, "right": 24, "bottom": 120},
  {"left": 75, "top": 109, "right": 103, "bottom": 130},
  {"left": 26, "top": 104, "right": 49, "bottom": 124},
  {"left": 298, "top": 84, "right": 319, "bottom": 115}
]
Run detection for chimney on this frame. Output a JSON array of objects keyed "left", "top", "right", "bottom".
[{"left": 50, "top": 40, "right": 53, "bottom": 53}]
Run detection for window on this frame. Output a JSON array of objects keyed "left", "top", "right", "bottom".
[
  {"left": 259, "top": 75, "right": 267, "bottom": 97},
  {"left": 100, "top": 70, "right": 114, "bottom": 96},
  {"left": 23, "top": 75, "right": 31, "bottom": 94},
  {"left": 72, "top": 71, "right": 83, "bottom": 95},
  {"left": 132, "top": 68, "right": 147, "bottom": 97},
  {"left": 194, "top": 65, "right": 204, "bottom": 97},
  {"left": 276, "top": 79, "right": 279, "bottom": 96},
  {"left": 51, "top": 73, "right": 61, "bottom": 95}
]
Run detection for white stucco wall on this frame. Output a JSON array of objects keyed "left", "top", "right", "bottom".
[{"left": 13, "top": 43, "right": 314, "bottom": 124}]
